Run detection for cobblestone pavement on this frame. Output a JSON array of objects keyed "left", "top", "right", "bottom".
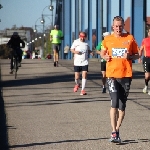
[{"left": 0, "top": 59, "right": 150, "bottom": 150}]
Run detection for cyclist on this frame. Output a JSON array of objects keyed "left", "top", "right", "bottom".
[{"left": 7, "top": 32, "right": 25, "bottom": 74}]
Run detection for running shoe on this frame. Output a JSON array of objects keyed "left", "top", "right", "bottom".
[
  {"left": 56, "top": 62, "right": 58, "bottom": 67},
  {"left": 18, "top": 62, "right": 21, "bottom": 67},
  {"left": 109, "top": 132, "right": 121, "bottom": 143},
  {"left": 102, "top": 87, "right": 106, "bottom": 93},
  {"left": 73, "top": 84, "right": 80, "bottom": 92},
  {"left": 143, "top": 86, "right": 148, "bottom": 93},
  {"left": 9, "top": 69, "right": 14, "bottom": 74},
  {"left": 80, "top": 90, "right": 87, "bottom": 95},
  {"left": 148, "top": 91, "right": 150, "bottom": 95},
  {"left": 54, "top": 62, "right": 56, "bottom": 67}
]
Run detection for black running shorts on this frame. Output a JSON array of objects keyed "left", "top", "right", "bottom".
[
  {"left": 52, "top": 44, "right": 61, "bottom": 51},
  {"left": 74, "top": 65, "right": 88, "bottom": 72},
  {"left": 101, "top": 61, "right": 106, "bottom": 71},
  {"left": 107, "top": 77, "right": 132, "bottom": 111},
  {"left": 143, "top": 56, "right": 150, "bottom": 73}
]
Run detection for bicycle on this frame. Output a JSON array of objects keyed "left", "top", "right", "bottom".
[
  {"left": 10, "top": 47, "right": 22, "bottom": 79},
  {"left": 13, "top": 49, "right": 19, "bottom": 79}
]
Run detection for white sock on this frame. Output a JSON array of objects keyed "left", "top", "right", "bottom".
[
  {"left": 82, "top": 79, "right": 86, "bottom": 90},
  {"left": 75, "top": 79, "right": 80, "bottom": 85}
]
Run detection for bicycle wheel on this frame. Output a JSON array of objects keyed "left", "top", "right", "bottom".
[{"left": 14, "top": 57, "right": 18, "bottom": 79}]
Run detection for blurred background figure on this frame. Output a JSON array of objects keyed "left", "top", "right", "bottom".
[
  {"left": 50, "top": 25, "right": 63, "bottom": 67},
  {"left": 64, "top": 44, "right": 70, "bottom": 59},
  {"left": 7, "top": 32, "right": 25, "bottom": 74},
  {"left": 45, "top": 53, "right": 51, "bottom": 59}
]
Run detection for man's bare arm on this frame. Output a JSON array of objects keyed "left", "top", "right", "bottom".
[
  {"left": 100, "top": 49, "right": 111, "bottom": 61},
  {"left": 96, "top": 50, "right": 101, "bottom": 55},
  {"left": 70, "top": 49, "right": 80, "bottom": 54},
  {"left": 139, "top": 45, "right": 144, "bottom": 57}
]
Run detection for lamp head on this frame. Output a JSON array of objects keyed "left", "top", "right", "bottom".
[
  {"left": 41, "top": 19, "right": 45, "bottom": 24},
  {"left": 49, "top": 5, "right": 54, "bottom": 11}
]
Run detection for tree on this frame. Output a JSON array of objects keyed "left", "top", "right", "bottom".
[{"left": 0, "top": 44, "right": 11, "bottom": 59}]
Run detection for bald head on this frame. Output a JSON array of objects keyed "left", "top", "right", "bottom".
[{"left": 54, "top": 25, "right": 59, "bottom": 30}]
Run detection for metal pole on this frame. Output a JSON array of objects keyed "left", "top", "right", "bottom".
[
  {"left": 75, "top": 0, "right": 79, "bottom": 39},
  {"left": 50, "top": 0, "right": 53, "bottom": 26},
  {"left": 81, "top": 0, "right": 85, "bottom": 31},
  {"left": 52, "top": 7, "right": 53, "bottom": 26},
  {"left": 107, "top": 0, "right": 111, "bottom": 32},
  {"left": 63, "top": 0, "right": 71, "bottom": 60},
  {"left": 41, "top": 14, "right": 45, "bottom": 58},
  {"left": 96, "top": 0, "right": 103, "bottom": 58},
  {"left": 43, "top": 22, "right": 45, "bottom": 58},
  {"left": 119, "top": 0, "right": 124, "bottom": 18},
  {"left": 88, "top": 0, "right": 92, "bottom": 54}
]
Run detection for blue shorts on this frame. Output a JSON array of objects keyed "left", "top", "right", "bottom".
[{"left": 74, "top": 65, "right": 88, "bottom": 72}]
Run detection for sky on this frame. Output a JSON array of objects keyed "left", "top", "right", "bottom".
[
  {"left": 0, "top": 0, "right": 55, "bottom": 31},
  {"left": 0, "top": 0, "right": 150, "bottom": 31}
]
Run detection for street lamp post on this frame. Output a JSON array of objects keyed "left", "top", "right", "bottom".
[
  {"left": 41, "top": 3, "right": 54, "bottom": 57},
  {"left": 34, "top": 17, "right": 46, "bottom": 58},
  {"left": 49, "top": 0, "right": 54, "bottom": 26},
  {"left": 40, "top": 15, "right": 52, "bottom": 57},
  {"left": 0, "top": 4, "right": 3, "bottom": 22},
  {"left": 0, "top": 4, "right": 3, "bottom": 9},
  {"left": 34, "top": 17, "right": 43, "bottom": 41},
  {"left": 40, "top": 14, "right": 45, "bottom": 58}
]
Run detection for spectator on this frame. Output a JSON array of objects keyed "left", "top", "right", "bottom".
[{"left": 64, "top": 44, "right": 70, "bottom": 59}]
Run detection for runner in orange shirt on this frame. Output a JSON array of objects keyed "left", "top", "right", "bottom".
[
  {"left": 139, "top": 28, "right": 150, "bottom": 95},
  {"left": 101, "top": 16, "right": 139, "bottom": 143}
]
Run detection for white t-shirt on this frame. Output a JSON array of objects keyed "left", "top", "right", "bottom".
[{"left": 71, "top": 39, "right": 90, "bottom": 66}]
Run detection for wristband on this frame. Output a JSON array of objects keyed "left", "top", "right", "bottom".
[{"left": 129, "top": 55, "right": 133, "bottom": 60}]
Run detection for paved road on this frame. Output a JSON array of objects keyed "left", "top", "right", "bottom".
[{"left": 0, "top": 59, "right": 150, "bottom": 150}]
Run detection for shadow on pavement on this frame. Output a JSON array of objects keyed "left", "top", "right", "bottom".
[
  {"left": 9, "top": 137, "right": 108, "bottom": 149},
  {"left": 5, "top": 97, "right": 110, "bottom": 108},
  {"left": 117, "top": 138, "right": 150, "bottom": 145},
  {"left": 2, "top": 71, "right": 144, "bottom": 88},
  {"left": 132, "top": 71, "right": 144, "bottom": 79},
  {"left": 0, "top": 72, "right": 9, "bottom": 149},
  {"left": 2, "top": 73, "right": 101, "bottom": 88}
]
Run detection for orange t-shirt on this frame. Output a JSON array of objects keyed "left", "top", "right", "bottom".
[{"left": 102, "top": 33, "right": 139, "bottom": 78}]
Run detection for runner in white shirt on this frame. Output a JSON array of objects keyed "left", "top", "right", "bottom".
[{"left": 70, "top": 32, "right": 93, "bottom": 95}]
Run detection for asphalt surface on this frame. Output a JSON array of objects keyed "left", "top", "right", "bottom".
[{"left": 0, "top": 59, "right": 150, "bottom": 150}]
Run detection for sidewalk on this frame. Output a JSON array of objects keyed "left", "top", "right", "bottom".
[{"left": 0, "top": 59, "right": 150, "bottom": 150}]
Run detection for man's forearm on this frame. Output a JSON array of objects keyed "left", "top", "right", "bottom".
[
  {"left": 71, "top": 49, "right": 76, "bottom": 54},
  {"left": 139, "top": 46, "right": 143, "bottom": 57},
  {"left": 139, "top": 51, "right": 143, "bottom": 57},
  {"left": 88, "top": 50, "right": 92, "bottom": 54},
  {"left": 96, "top": 51, "right": 101, "bottom": 55},
  {"left": 130, "top": 54, "right": 139, "bottom": 60}
]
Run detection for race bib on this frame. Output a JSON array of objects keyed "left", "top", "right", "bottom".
[
  {"left": 54, "top": 35, "right": 59, "bottom": 38},
  {"left": 112, "top": 48, "right": 127, "bottom": 58}
]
